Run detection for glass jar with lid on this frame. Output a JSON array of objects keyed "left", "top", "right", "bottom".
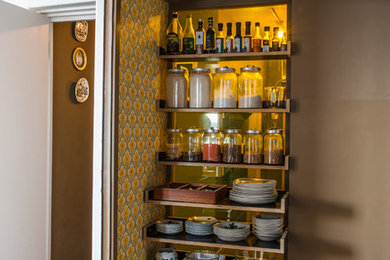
[
  {"left": 165, "top": 129, "right": 183, "bottom": 160},
  {"left": 202, "top": 128, "right": 222, "bottom": 162},
  {"left": 238, "top": 66, "right": 263, "bottom": 108},
  {"left": 222, "top": 129, "right": 242, "bottom": 163},
  {"left": 243, "top": 130, "right": 263, "bottom": 164},
  {"left": 189, "top": 68, "right": 212, "bottom": 108},
  {"left": 166, "top": 68, "right": 188, "bottom": 108},
  {"left": 213, "top": 67, "right": 237, "bottom": 108},
  {"left": 263, "top": 83, "right": 286, "bottom": 108},
  {"left": 183, "top": 128, "right": 202, "bottom": 161},
  {"left": 264, "top": 129, "right": 284, "bottom": 165}
]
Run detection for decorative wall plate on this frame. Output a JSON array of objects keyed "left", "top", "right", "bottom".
[
  {"left": 72, "top": 47, "right": 87, "bottom": 71},
  {"left": 73, "top": 21, "right": 88, "bottom": 42},
  {"left": 75, "top": 77, "right": 89, "bottom": 103}
]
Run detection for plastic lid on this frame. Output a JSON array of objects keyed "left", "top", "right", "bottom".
[
  {"left": 255, "top": 22, "right": 260, "bottom": 27},
  {"left": 245, "top": 130, "right": 261, "bottom": 134},
  {"left": 241, "top": 66, "right": 261, "bottom": 72},
  {"left": 224, "top": 129, "right": 240, "bottom": 134},
  {"left": 168, "top": 68, "right": 185, "bottom": 73},
  {"left": 264, "top": 26, "right": 270, "bottom": 31},
  {"left": 266, "top": 129, "right": 283, "bottom": 134},
  {"left": 215, "top": 67, "right": 236, "bottom": 73}
]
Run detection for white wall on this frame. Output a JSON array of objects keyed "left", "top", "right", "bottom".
[
  {"left": 1, "top": 0, "right": 94, "bottom": 9},
  {"left": 0, "top": 2, "right": 51, "bottom": 260}
]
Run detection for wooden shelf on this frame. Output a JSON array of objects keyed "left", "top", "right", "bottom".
[
  {"left": 145, "top": 189, "right": 288, "bottom": 214},
  {"left": 157, "top": 153, "right": 290, "bottom": 170},
  {"left": 143, "top": 218, "right": 287, "bottom": 254},
  {"left": 157, "top": 99, "right": 290, "bottom": 113}
]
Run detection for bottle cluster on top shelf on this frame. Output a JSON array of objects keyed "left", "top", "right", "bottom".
[
  {"left": 165, "top": 128, "right": 285, "bottom": 165},
  {"left": 165, "top": 12, "right": 288, "bottom": 55}
]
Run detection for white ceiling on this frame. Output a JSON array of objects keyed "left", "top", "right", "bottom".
[{"left": 1, "top": 0, "right": 94, "bottom": 9}]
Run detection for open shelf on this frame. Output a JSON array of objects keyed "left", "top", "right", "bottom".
[
  {"left": 144, "top": 218, "right": 287, "bottom": 254},
  {"left": 157, "top": 99, "right": 290, "bottom": 113},
  {"left": 157, "top": 153, "right": 290, "bottom": 170},
  {"left": 145, "top": 189, "right": 288, "bottom": 214}
]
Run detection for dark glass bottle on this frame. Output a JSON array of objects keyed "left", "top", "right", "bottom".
[
  {"left": 225, "top": 23, "right": 234, "bottom": 53},
  {"left": 234, "top": 22, "right": 242, "bottom": 53},
  {"left": 216, "top": 23, "right": 225, "bottom": 53},
  {"left": 262, "top": 26, "right": 270, "bottom": 52},
  {"left": 195, "top": 19, "right": 205, "bottom": 54},
  {"left": 244, "top": 21, "right": 252, "bottom": 52},
  {"left": 166, "top": 12, "right": 182, "bottom": 54},
  {"left": 205, "top": 17, "right": 216, "bottom": 53},
  {"left": 182, "top": 14, "right": 195, "bottom": 54},
  {"left": 272, "top": 27, "right": 280, "bottom": 51},
  {"left": 253, "top": 22, "right": 262, "bottom": 52}
]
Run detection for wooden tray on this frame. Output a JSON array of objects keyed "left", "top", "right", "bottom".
[{"left": 153, "top": 182, "right": 228, "bottom": 204}]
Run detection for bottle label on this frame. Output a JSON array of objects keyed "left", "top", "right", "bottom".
[
  {"left": 206, "top": 33, "right": 215, "bottom": 50},
  {"left": 263, "top": 40, "right": 270, "bottom": 52},
  {"left": 183, "top": 37, "right": 194, "bottom": 53},
  {"left": 226, "top": 39, "right": 233, "bottom": 53},
  {"left": 272, "top": 40, "right": 279, "bottom": 51},
  {"left": 167, "top": 32, "right": 180, "bottom": 54},
  {"left": 244, "top": 37, "right": 251, "bottom": 52},
  {"left": 216, "top": 38, "right": 224, "bottom": 53},
  {"left": 234, "top": 37, "right": 242, "bottom": 52},
  {"left": 196, "top": 31, "right": 204, "bottom": 45},
  {"left": 253, "top": 39, "right": 261, "bottom": 52}
]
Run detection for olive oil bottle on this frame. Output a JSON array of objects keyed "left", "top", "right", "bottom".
[
  {"left": 234, "top": 22, "right": 242, "bottom": 53},
  {"left": 205, "top": 17, "right": 216, "bottom": 53},
  {"left": 182, "top": 14, "right": 195, "bottom": 54},
  {"left": 252, "top": 22, "right": 262, "bottom": 52},
  {"left": 166, "top": 12, "right": 182, "bottom": 54},
  {"left": 195, "top": 18, "right": 205, "bottom": 54},
  {"left": 216, "top": 23, "right": 225, "bottom": 53},
  {"left": 262, "top": 26, "right": 270, "bottom": 52},
  {"left": 272, "top": 27, "right": 280, "bottom": 51},
  {"left": 225, "top": 23, "right": 234, "bottom": 53},
  {"left": 243, "top": 21, "right": 252, "bottom": 52}
]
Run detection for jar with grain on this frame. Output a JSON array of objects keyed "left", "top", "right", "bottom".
[
  {"left": 213, "top": 67, "right": 237, "bottom": 108},
  {"left": 222, "top": 129, "right": 242, "bottom": 163},
  {"left": 166, "top": 68, "right": 188, "bottom": 108},
  {"left": 202, "top": 128, "right": 222, "bottom": 162},
  {"left": 165, "top": 129, "right": 183, "bottom": 160},
  {"left": 243, "top": 130, "right": 263, "bottom": 164},
  {"left": 189, "top": 68, "right": 212, "bottom": 108},
  {"left": 264, "top": 129, "right": 284, "bottom": 165},
  {"left": 183, "top": 128, "right": 202, "bottom": 161},
  {"left": 238, "top": 66, "right": 263, "bottom": 108}
]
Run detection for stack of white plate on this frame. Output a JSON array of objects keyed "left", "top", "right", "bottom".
[
  {"left": 156, "top": 219, "right": 183, "bottom": 235},
  {"left": 213, "top": 221, "right": 250, "bottom": 242},
  {"left": 229, "top": 178, "right": 278, "bottom": 204},
  {"left": 185, "top": 216, "right": 217, "bottom": 236},
  {"left": 252, "top": 214, "right": 283, "bottom": 241}
]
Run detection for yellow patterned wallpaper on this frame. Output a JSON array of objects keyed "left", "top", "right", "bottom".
[{"left": 117, "top": 0, "right": 168, "bottom": 259}]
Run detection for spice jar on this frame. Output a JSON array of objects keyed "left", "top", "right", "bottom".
[
  {"left": 166, "top": 69, "right": 188, "bottom": 108},
  {"left": 165, "top": 129, "right": 183, "bottom": 160},
  {"left": 183, "top": 128, "right": 202, "bottom": 161},
  {"left": 213, "top": 67, "right": 237, "bottom": 108},
  {"left": 222, "top": 129, "right": 242, "bottom": 163},
  {"left": 263, "top": 84, "right": 286, "bottom": 108},
  {"left": 202, "top": 128, "right": 222, "bottom": 162},
  {"left": 238, "top": 66, "right": 263, "bottom": 108},
  {"left": 189, "top": 68, "right": 212, "bottom": 108},
  {"left": 243, "top": 130, "right": 263, "bottom": 164},
  {"left": 264, "top": 129, "right": 284, "bottom": 165}
]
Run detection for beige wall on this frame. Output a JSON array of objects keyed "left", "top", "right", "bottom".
[{"left": 290, "top": 0, "right": 390, "bottom": 259}]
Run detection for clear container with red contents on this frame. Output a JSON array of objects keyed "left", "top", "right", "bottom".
[{"left": 202, "top": 128, "right": 222, "bottom": 162}]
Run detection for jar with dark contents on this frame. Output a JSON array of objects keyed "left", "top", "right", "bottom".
[
  {"left": 165, "top": 129, "right": 183, "bottom": 160},
  {"left": 202, "top": 128, "right": 222, "bottom": 162},
  {"left": 183, "top": 128, "right": 202, "bottom": 161},
  {"left": 264, "top": 129, "right": 284, "bottom": 165},
  {"left": 222, "top": 129, "right": 242, "bottom": 163},
  {"left": 243, "top": 130, "right": 263, "bottom": 164}
]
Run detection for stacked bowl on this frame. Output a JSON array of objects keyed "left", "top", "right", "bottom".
[
  {"left": 252, "top": 214, "right": 283, "bottom": 241},
  {"left": 229, "top": 178, "right": 277, "bottom": 204},
  {"left": 213, "top": 221, "right": 250, "bottom": 242},
  {"left": 185, "top": 216, "right": 217, "bottom": 236},
  {"left": 156, "top": 219, "right": 183, "bottom": 235}
]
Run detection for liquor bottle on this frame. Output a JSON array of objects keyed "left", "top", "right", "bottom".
[
  {"left": 262, "top": 26, "right": 270, "bottom": 52},
  {"left": 281, "top": 31, "right": 288, "bottom": 51},
  {"left": 253, "top": 22, "right": 262, "bottom": 52},
  {"left": 216, "top": 23, "right": 225, "bottom": 53},
  {"left": 234, "top": 22, "right": 242, "bottom": 53},
  {"left": 243, "top": 21, "right": 252, "bottom": 52},
  {"left": 195, "top": 18, "right": 205, "bottom": 54},
  {"left": 272, "top": 27, "right": 280, "bottom": 51},
  {"left": 225, "top": 23, "right": 234, "bottom": 53},
  {"left": 166, "top": 12, "right": 182, "bottom": 54},
  {"left": 182, "top": 14, "right": 195, "bottom": 54},
  {"left": 205, "top": 17, "right": 216, "bottom": 53}
]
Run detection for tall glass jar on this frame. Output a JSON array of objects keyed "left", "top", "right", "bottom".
[
  {"left": 222, "top": 129, "right": 242, "bottom": 163},
  {"left": 165, "top": 129, "right": 183, "bottom": 160},
  {"left": 183, "top": 128, "right": 202, "bottom": 161},
  {"left": 189, "top": 68, "right": 212, "bottom": 108},
  {"left": 202, "top": 128, "right": 222, "bottom": 162},
  {"left": 264, "top": 129, "right": 284, "bottom": 165},
  {"left": 213, "top": 67, "right": 237, "bottom": 108},
  {"left": 166, "top": 69, "right": 188, "bottom": 108},
  {"left": 238, "top": 66, "right": 263, "bottom": 108},
  {"left": 243, "top": 130, "right": 263, "bottom": 164}
]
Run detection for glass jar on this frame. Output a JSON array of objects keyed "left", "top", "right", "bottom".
[
  {"left": 238, "top": 66, "right": 263, "bottom": 108},
  {"left": 166, "top": 69, "right": 188, "bottom": 108},
  {"left": 263, "top": 84, "right": 286, "bottom": 108},
  {"left": 222, "top": 129, "right": 242, "bottom": 163},
  {"left": 165, "top": 129, "right": 183, "bottom": 160},
  {"left": 213, "top": 67, "right": 237, "bottom": 108},
  {"left": 202, "top": 128, "right": 222, "bottom": 162},
  {"left": 264, "top": 129, "right": 284, "bottom": 165},
  {"left": 189, "top": 68, "right": 212, "bottom": 108},
  {"left": 183, "top": 128, "right": 202, "bottom": 161},
  {"left": 243, "top": 130, "right": 263, "bottom": 164}
]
